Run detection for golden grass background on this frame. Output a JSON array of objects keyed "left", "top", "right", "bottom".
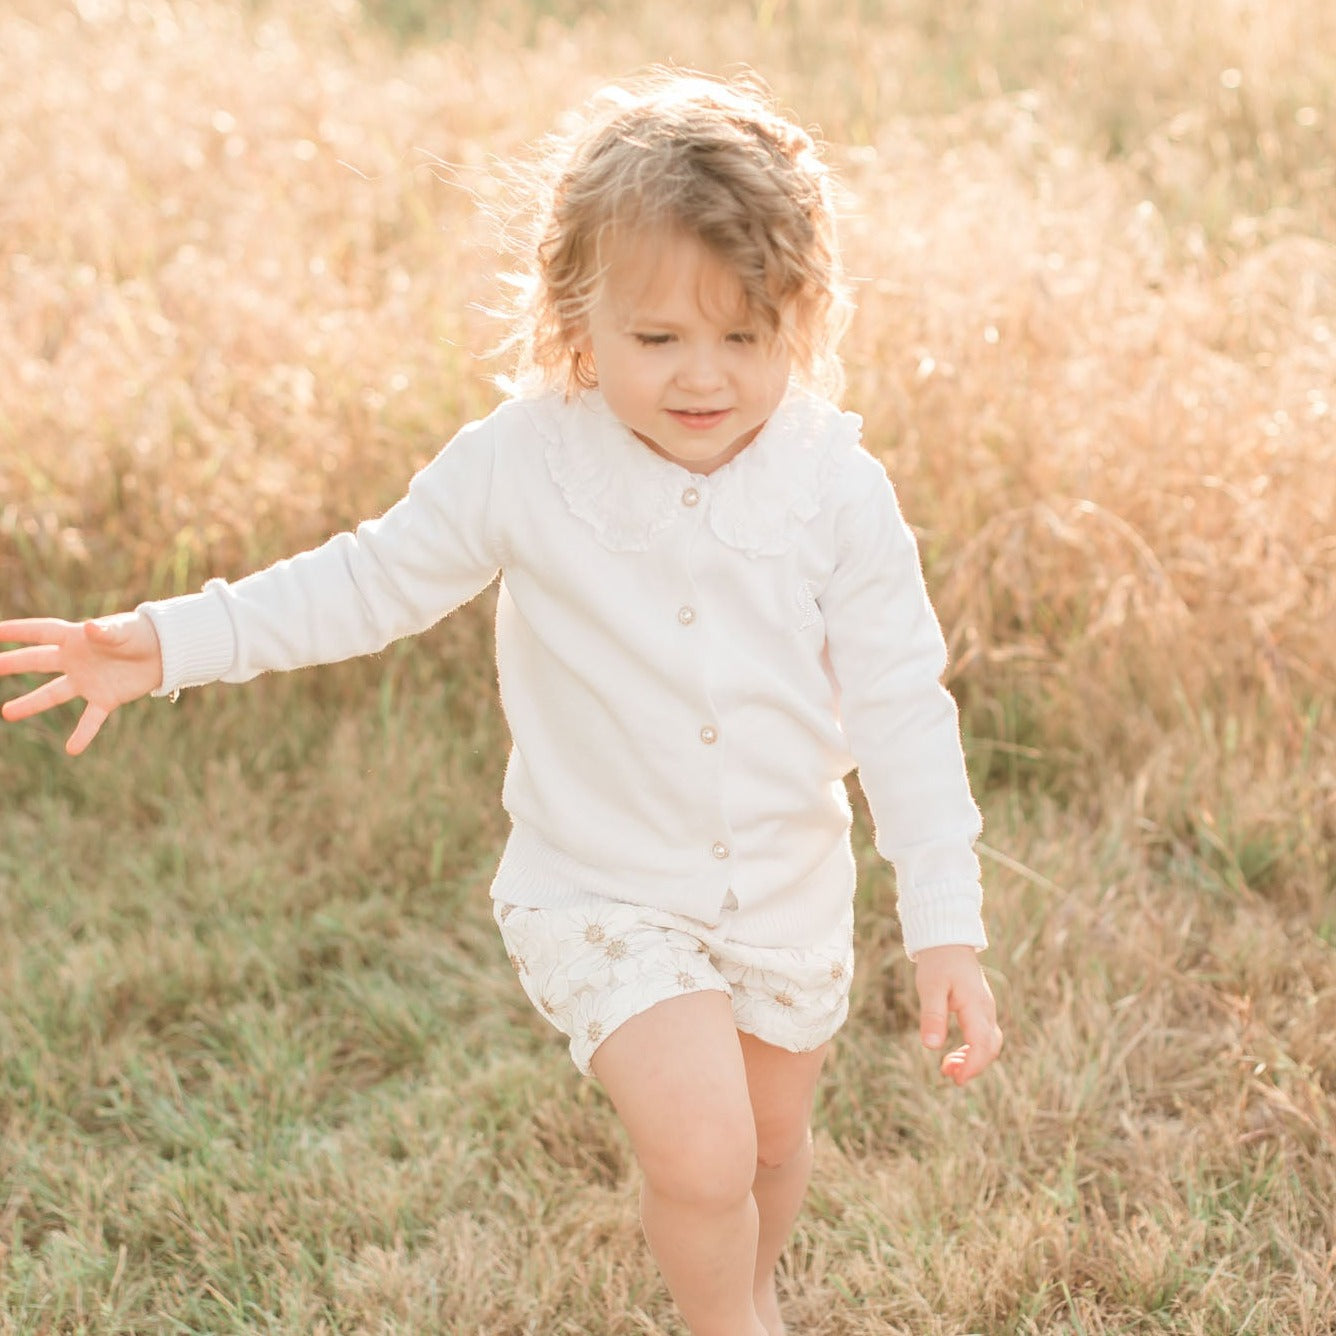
[{"left": 1, "top": 1, "right": 1335, "bottom": 1332}]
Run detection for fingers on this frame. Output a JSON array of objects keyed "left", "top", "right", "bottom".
[
  {"left": 67, "top": 703, "right": 109, "bottom": 756},
  {"left": 940, "top": 999, "right": 1004, "bottom": 1086},
  {"left": 84, "top": 616, "right": 134, "bottom": 647},
  {"left": 918, "top": 981, "right": 949, "bottom": 1052},
  {"left": 0, "top": 618, "right": 77, "bottom": 644},
  {"left": 0, "top": 674, "right": 76, "bottom": 722},
  {"left": 0, "top": 645, "right": 65, "bottom": 678},
  {"left": 0, "top": 621, "right": 76, "bottom": 726},
  {"left": 939, "top": 1034, "right": 1003, "bottom": 1085}
]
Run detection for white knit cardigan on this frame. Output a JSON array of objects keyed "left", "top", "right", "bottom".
[{"left": 142, "top": 387, "right": 987, "bottom": 956}]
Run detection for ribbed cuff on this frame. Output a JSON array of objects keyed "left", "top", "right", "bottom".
[
  {"left": 897, "top": 881, "right": 988, "bottom": 960},
  {"left": 138, "top": 582, "right": 238, "bottom": 697}
]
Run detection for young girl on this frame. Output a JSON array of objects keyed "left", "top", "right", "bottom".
[{"left": 0, "top": 70, "right": 1001, "bottom": 1336}]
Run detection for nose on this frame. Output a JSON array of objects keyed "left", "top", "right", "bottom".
[{"left": 675, "top": 342, "right": 725, "bottom": 393}]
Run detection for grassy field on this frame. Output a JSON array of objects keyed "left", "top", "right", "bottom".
[{"left": 2, "top": 1, "right": 1335, "bottom": 1332}]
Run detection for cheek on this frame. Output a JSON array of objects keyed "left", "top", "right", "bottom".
[
  {"left": 606, "top": 353, "right": 656, "bottom": 395},
  {"left": 758, "top": 353, "right": 791, "bottom": 402},
  {"left": 595, "top": 359, "right": 647, "bottom": 415}
]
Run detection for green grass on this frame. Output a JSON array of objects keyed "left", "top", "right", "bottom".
[{"left": 5, "top": 637, "right": 1336, "bottom": 1332}]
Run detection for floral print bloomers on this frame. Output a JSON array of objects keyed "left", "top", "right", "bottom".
[{"left": 493, "top": 892, "right": 855, "bottom": 1074}]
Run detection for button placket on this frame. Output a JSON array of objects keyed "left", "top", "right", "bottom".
[{"left": 674, "top": 503, "right": 723, "bottom": 874}]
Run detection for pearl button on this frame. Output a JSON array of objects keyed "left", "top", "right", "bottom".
[
  {"left": 677, "top": 605, "right": 696, "bottom": 625},
  {"left": 712, "top": 841, "right": 730, "bottom": 860},
  {"left": 699, "top": 726, "right": 718, "bottom": 745},
  {"left": 681, "top": 487, "right": 700, "bottom": 507}
]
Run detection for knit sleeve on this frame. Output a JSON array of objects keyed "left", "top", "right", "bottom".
[
  {"left": 818, "top": 453, "right": 986, "bottom": 959},
  {"left": 140, "top": 410, "right": 506, "bottom": 696}
]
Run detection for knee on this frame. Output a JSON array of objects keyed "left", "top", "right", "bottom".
[
  {"left": 755, "top": 1120, "right": 812, "bottom": 1172},
  {"left": 638, "top": 1114, "right": 758, "bottom": 1212}
]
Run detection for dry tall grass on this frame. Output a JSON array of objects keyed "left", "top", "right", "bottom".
[{"left": 2, "top": 1, "right": 1335, "bottom": 1333}]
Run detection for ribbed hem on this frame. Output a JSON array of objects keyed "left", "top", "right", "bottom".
[
  {"left": 897, "top": 880, "right": 988, "bottom": 959},
  {"left": 138, "top": 583, "right": 238, "bottom": 697}
]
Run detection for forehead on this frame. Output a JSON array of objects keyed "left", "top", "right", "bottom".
[{"left": 601, "top": 229, "right": 750, "bottom": 322}]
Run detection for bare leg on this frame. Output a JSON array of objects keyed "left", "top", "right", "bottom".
[
  {"left": 739, "top": 1033, "right": 830, "bottom": 1336},
  {"left": 591, "top": 992, "right": 769, "bottom": 1336}
]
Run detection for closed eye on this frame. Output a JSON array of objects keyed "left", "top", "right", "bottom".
[
  {"left": 633, "top": 332, "right": 673, "bottom": 346},
  {"left": 727, "top": 331, "right": 758, "bottom": 344}
]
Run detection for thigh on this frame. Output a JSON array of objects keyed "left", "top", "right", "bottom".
[
  {"left": 738, "top": 1032, "right": 829, "bottom": 1167},
  {"left": 591, "top": 990, "right": 758, "bottom": 1202}
]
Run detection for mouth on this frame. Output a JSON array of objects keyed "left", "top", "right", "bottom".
[{"left": 668, "top": 408, "right": 731, "bottom": 431}]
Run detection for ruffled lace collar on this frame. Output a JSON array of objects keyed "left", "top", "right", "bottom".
[{"left": 522, "top": 385, "right": 863, "bottom": 555}]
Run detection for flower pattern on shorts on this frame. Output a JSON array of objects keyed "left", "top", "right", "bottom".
[
  {"left": 493, "top": 898, "right": 854, "bottom": 1076},
  {"left": 641, "top": 951, "right": 710, "bottom": 999}
]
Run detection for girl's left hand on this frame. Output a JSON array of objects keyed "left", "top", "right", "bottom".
[{"left": 913, "top": 943, "right": 1004, "bottom": 1085}]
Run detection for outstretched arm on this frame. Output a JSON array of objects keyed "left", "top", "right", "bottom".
[{"left": 0, "top": 613, "right": 163, "bottom": 755}]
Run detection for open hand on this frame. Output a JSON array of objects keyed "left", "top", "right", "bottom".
[
  {"left": 915, "top": 943, "right": 1004, "bottom": 1086},
  {"left": 0, "top": 613, "right": 163, "bottom": 755}
]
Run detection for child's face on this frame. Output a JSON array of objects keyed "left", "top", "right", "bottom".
[{"left": 576, "top": 231, "right": 791, "bottom": 475}]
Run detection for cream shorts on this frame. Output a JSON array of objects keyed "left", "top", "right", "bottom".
[{"left": 493, "top": 893, "right": 855, "bottom": 1075}]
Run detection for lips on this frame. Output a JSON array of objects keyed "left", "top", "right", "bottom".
[{"left": 668, "top": 408, "right": 731, "bottom": 430}]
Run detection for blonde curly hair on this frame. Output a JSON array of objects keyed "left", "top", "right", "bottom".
[{"left": 502, "top": 68, "right": 850, "bottom": 398}]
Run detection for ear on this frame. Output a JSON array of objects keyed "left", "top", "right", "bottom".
[{"left": 566, "top": 322, "right": 595, "bottom": 388}]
